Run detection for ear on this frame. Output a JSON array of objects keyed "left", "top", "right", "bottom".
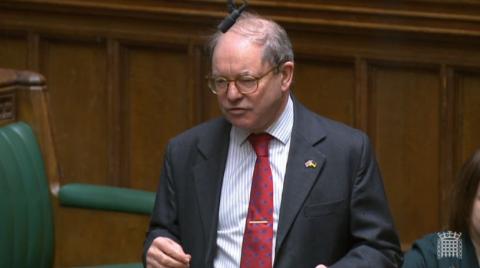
[{"left": 279, "top": 61, "right": 294, "bottom": 92}]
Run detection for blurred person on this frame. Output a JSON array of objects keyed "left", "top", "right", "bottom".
[{"left": 403, "top": 148, "right": 480, "bottom": 268}]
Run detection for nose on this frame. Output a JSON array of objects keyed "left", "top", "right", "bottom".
[{"left": 226, "top": 81, "right": 243, "bottom": 101}]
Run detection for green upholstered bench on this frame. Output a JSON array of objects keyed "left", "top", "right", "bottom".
[{"left": 0, "top": 122, "right": 153, "bottom": 268}]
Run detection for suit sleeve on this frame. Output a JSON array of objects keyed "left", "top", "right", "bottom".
[
  {"left": 331, "top": 133, "right": 403, "bottom": 268},
  {"left": 143, "top": 142, "right": 181, "bottom": 265}
]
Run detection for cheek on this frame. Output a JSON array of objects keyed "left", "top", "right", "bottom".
[
  {"left": 472, "top": 200, "right": 480, "bottom": 230},
  {"left": 216, "top": 95, "right": 228, "bottom": 107},
  {"left": 249, "top": 92, "right": 271, "bottom": 116}
]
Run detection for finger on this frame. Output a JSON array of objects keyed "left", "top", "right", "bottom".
[
  {"left": 315, "top": 265, "right": 328, "bottom": 268},
  {"left": 148, "top": 244, "right": 187, "bottom": 268},
  {"left": 160, "top": 239, "right": 191, "bottom": 264},
  {"left": 146, "top": 245, "right": 164, "bottom": 268},
  {"left": 146, "top": 258, "right": 160, "bottom": 268},
  {"left": 150, "top": 237, "right": 191, "bottom": 266},
  {"left": 157, "top": 249, "right": 189, "bottom": 268}
]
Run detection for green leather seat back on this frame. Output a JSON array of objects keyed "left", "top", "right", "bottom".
[{"left": 0, "top": 122, "right": 54, "bottom": 268}]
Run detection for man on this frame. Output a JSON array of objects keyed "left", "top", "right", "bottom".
[{"left": 144, "top": 11, "right": 402, "bottom": 268}]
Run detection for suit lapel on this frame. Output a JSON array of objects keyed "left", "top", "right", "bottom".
[
  {"left": 275, "top": 101, "right": 327, "bottom": 256},
  {"left": 192, "top": 119, "right": 231, "bottom": 265}
]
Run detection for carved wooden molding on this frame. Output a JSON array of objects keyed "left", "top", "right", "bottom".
[
  {"left": 0, "top": 69, "right": 45, "bottom": 90},
  {"left": 0, "top": 0, "right": 479, "bottom": 38},
  {"left": 0, "top": 68, "right": 46, "bottom": 125},
  {"left": 0, "top": 91, "right": 15, "bottom": 122}
]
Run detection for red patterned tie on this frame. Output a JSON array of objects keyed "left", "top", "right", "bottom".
[{"left": 240, "top": 133, "right": 274, "bottom": 268}]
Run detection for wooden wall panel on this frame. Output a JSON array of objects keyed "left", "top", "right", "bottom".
[
  {"left": 121, "top": 44, "right": 191, "bottom": 190},
  {"left": 295, "top": 58, "right": 355, "bottom": 126},
  {"left": 201, "top": 84, "right": 222, "bottom": 121},
  {"left": 200, "top": 51, "right": 223, "bottom": 121},
  {"left": 0, "top": 35, "right": 28, "bottom": 69},
  {"left": 1, "top": 0, "right": 480, "bottom": 265},
  {"left": 38, "top": 39, "right": 150, "bottom": 267},
  {"left": 368, "top": 64, "right": 441, "bottom": 245},
  {"left": 54, "top": 207, "right": 148, "bottom": 266},
  {"left": 40, "top": 38, "right": 109, "bottom": 184},
  {"left": 456, "top": 70, "right": 480, "bottom": 166}
]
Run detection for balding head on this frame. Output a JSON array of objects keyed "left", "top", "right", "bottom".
[{"left": 208, "top": 12, "right": 294, "bottom": 67}]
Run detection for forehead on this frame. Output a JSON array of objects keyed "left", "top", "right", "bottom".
[{"left": 212, "top": 32, "right": 265, "bottom": 67}]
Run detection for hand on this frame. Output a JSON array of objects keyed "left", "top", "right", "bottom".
[
  {"left": 315, "top": 265, "right": 328, "bottom": 268},
  {"left": 146, "top": 237, "right": 191, "bottom": 268}
]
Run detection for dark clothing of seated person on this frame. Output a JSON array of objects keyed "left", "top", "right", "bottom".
[{"left": 403, "top": 148, "right": 480, "bottom": 268}]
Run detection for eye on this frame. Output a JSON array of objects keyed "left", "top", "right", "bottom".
[
  {"left": 237, "top": 76, "right": 257, "bottom": 89},
  {"left": 214, "top": 77, "right": 228, "bottom": 88}
]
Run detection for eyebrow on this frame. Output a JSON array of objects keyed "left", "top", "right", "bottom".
[{"left": 212, "top": 70, "right": 255, "bottom": 78}]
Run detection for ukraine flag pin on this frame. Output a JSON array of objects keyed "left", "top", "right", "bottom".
[{"left": 304, "top": 160, "right": 317, "bottom": 168}]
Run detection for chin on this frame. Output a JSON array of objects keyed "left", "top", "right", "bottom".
[
  {"left": 234, "top": 123, "right": 266, "bottom": 133},
  {"left": 228, "top": 117, "right": 256, "bottom": 131},
  {"left": 231, "top": 121, "right": 253, "bottom": 131}
]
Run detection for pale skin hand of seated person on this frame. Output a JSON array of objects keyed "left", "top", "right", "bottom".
[
  {"left": 315, "top": 265, "right": 328, "bottom": 268},
  {"left": 146, "top": 237, "right": 191, "bottom": 268}
]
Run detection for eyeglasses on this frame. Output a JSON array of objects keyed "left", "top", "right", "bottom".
[{"left": 207, "top": 64, "right": 281, "bottom": 95}]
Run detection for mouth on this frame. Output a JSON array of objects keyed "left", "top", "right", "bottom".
[{"left": 226, "top": 107, "right": 249, "bottom": 115}]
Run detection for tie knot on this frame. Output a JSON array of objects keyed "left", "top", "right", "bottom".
[{"left": 248, "top": 133, "right": 272, "bottom": 157}]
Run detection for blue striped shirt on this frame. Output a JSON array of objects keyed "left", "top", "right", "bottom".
[{"left": 213, "top": 96, "right": 294, "bottom": 268}]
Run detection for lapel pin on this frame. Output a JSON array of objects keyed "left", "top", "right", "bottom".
[{"left": 304, "top": 160, "right": 317, "bottom": 169}]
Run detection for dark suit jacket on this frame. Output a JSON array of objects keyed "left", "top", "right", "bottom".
[{"left": 144, "top": 99, "right": 403, "bottom": 268}]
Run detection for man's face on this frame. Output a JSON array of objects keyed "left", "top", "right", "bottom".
[{"left": 212, "top": 31, "right": 292, "bottom": 133}]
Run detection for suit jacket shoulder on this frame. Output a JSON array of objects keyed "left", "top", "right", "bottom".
[
  {"left": 169, "top": 117, "right": 230, "bottom": 146},
  {"left": 165, "top": 116, "right": 231, "bottom": 160},
  {"left": 293, "top": 100, "right": 366, "bottom": 145},
  {"left": 292, "top": 101, "right": 371, "bottom": 169}
]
